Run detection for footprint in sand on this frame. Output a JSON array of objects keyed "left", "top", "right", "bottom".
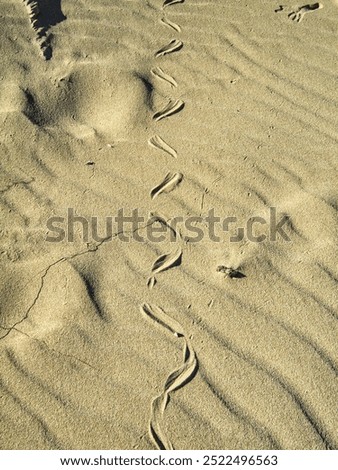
[
  {"left": 288, "top": 3, "right": 324, "bottom": 23},
  {"left": 275, "top": 3, "right": 323, "bottom": 22}
]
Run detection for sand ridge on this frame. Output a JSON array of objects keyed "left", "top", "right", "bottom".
[{"left": 0, "top": 0, "right": 337, "bottom": 450}]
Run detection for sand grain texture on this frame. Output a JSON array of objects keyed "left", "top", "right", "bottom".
[{"left": 0, "top": 0, "right": 337, "bottom": 450}]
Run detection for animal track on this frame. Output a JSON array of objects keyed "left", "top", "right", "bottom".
[
  {"left": 288, "top": 3, "right": 323, "bottom": 22},
  {"left": 275, "top": 5, "right": 285, "bottom": 12},
  {"left": 155, "top": 39, "right": 183, "bottom": 57},
  {"left": 149, "top": 212, "right": 181, "bottom": 241},
  {"left": 163, "top": 0, "right": 185, "bottom": 7},
  {"left": 151, "top": 67, "right": 178, "bottom": 88},
  {"left": 150, "top": 172, "right": 183, "bottom": 199},
  {"left": 153, "top": 99, "right": 185, "bottom": 121},
  {"left": 142, "top": 0, "right": 190, "bottom": 449},
  {"left": 147, "top": 276, "right": 157, "bottom": 289},
  {"left": 160, "top": 17, "right": 181, "bottom": 33},
  {"left": 146, "top": 214, "right": 182, "bottom": 288},
  {"left": 140, "top": 303, "right": 198, "bottom": 450},
  {"left": 149, "top": 135, "right": 178, "bottom": 158},
  {"left": 151, "top": 245, "right": 182, "bottom": 275}
]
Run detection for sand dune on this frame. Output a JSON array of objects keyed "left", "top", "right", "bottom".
[{"left": 0, "top": 0, "right": 337, "bottom": 450}]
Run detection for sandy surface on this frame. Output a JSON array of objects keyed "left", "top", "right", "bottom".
[{"left": 0, "top": 0, "right": 337, "bottom": 450}]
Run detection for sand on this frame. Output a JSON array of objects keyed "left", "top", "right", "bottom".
[{"left": 0, "top": 0, "right": 337, "bottom": 450}]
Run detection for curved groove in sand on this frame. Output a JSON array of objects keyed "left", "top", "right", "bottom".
[
  {"left": 141, "top": 303, "right": 184, "bottom": 337},
  {"left": 148, "top": 135, "right": 178, "bottom": 158},
  {"left": 151, "top": 67, "right": 178, "bottom": 88},
  {"left": 153, "top": 99, "right": 185, "bottom": 122},
  {"left": 146, "top": 214, "right": 182, "bottom": 287},
  {"left": 163, "top": 0, "right": 185, "bottom": 8},
  {"left": 140, "top": 303, "right": 198, "bottom": 450},
  {"left": 155, "top": 39, "right": 183, "bottom": 57},
  {"left": 160, "top": 17, "right": 181, "bottom": 32},
  {"left": 151, "top": 245, "right": 182, "bottom": 276},
  {"left": 150, "top": 172, "right": 183, "bottom": 199},
  {"left": 148, "top": 212, "right": 182, "bottom": 241}
]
